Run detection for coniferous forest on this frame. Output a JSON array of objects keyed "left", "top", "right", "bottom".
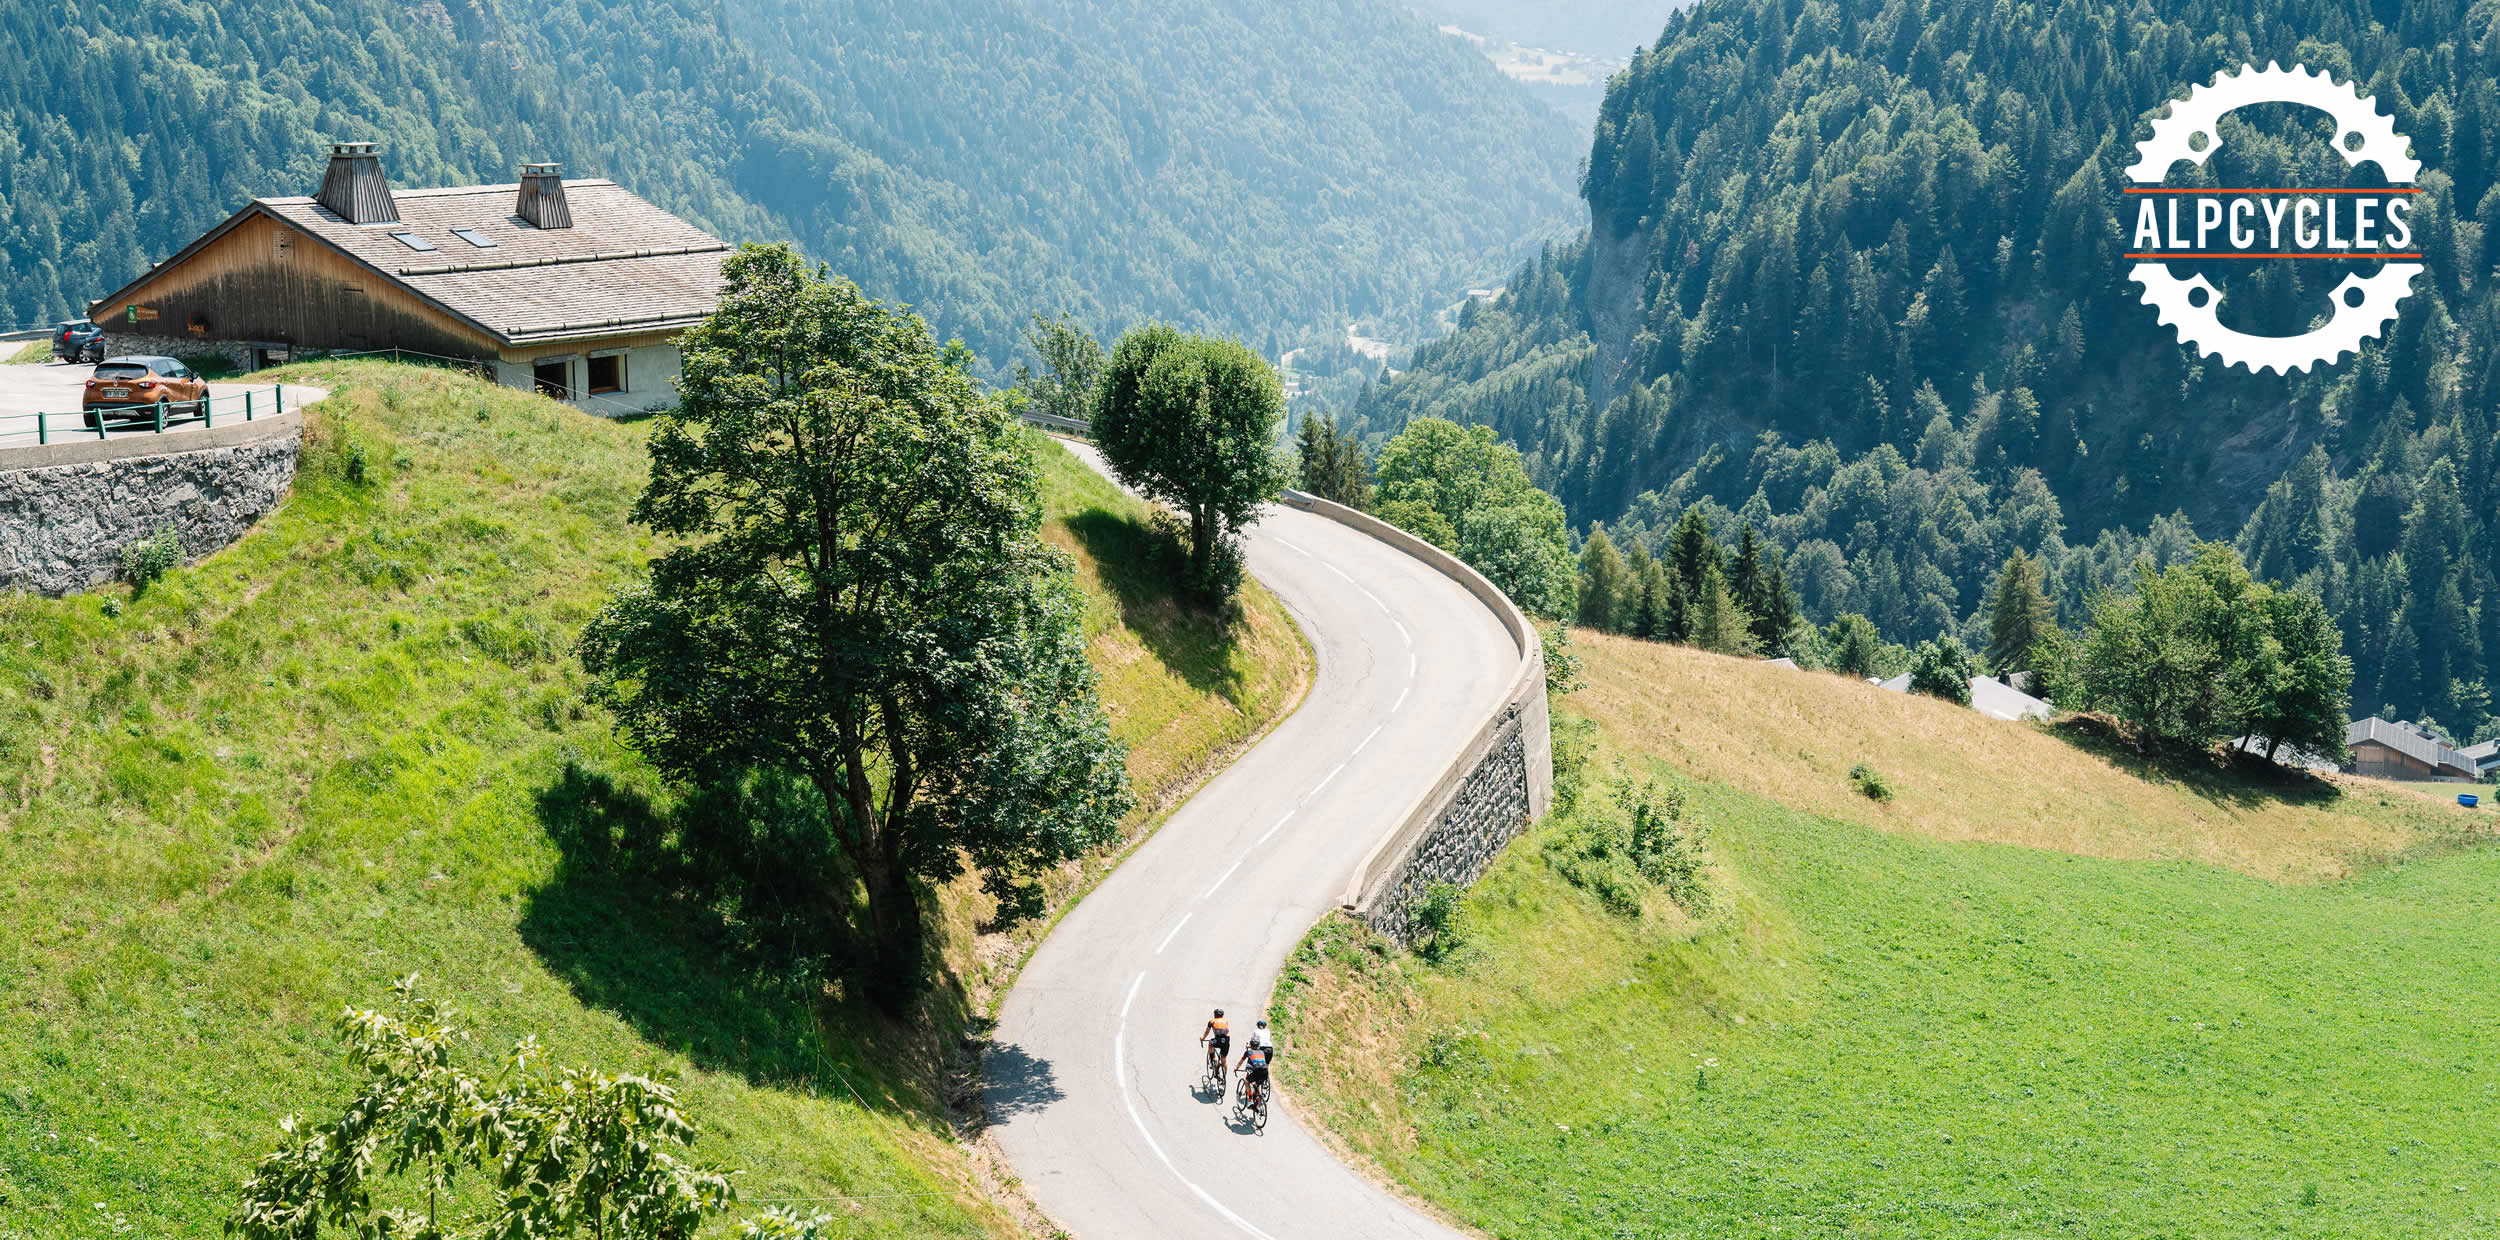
[
  {"left": 1360, "top": 0, "right": 2500, "bottom": 740},
  {"left": 0, "top": 0, "right": 1578, "bottom": 372}
]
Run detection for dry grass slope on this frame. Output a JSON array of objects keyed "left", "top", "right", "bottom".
[{"left": 1575, "top": 630, "right": 2478, "bottom": 881}]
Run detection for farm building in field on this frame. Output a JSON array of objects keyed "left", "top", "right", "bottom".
[
  {"left": 2345, "top": 717, "right": 2480, "bottom": 782},
  {"left": 1874, "top": 670, "right": 2054, "bottom": 722},
  {"left": 86, "top": 144, "right": 726, "bottom": 415}
]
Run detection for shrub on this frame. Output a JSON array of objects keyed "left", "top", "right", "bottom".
[
  {"left": 118, "top": 526, "right": 183, "bottom": 594},
  {"left": 1850, "top": 762, "right": 1895, "bottom": 801},
  {"left": 1908, "top": 636, "right": 1976, "bottom": 703},
  {"left": 1546, "top": 777, "right": 1711, "bottom": 918},
  {"left": 1411, "top": 881, "right": 1473, "bottom": 964}
]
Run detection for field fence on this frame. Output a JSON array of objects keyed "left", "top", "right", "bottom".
[{"left": 0, "top": 383, "right": 296, "bottom": 446}]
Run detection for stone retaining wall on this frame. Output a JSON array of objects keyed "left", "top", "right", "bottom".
[
  {"left": 0, "top": 413, "right": 302, "bottom": 596},
  {"left": 1280, "top": 490, "right": 1554, "bottom": 946}
]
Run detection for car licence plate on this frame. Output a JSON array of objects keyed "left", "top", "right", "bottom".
[{"left": 101, "top": 388, "right": 129, "bottom": 398}]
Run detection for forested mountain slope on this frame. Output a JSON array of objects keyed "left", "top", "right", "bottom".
[
  {"left": 1360, "top": 0, "right": 2500, "bottom": 737},
  {"left": 0, "top": 0, "right": 1577, "bottom": 368}
]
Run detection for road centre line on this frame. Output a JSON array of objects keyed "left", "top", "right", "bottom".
[
  {"left": 1254, "top": 808, "right": 1296, "bottom": 846},
  {"left": 1199, "top": 855, "right": 1248, "bottom": 899},
  {"left": 1156, "top": 912, "right": 1193, "bottom": 955},
  {"left": 1351, "top": 724, "right": 1383, "bottom": 756},
  {"left": 1393, "top": 685, "right": 1410, "bottom": 713},
  {"left": 1115, "top": 972, "right": 1277, "bottom": 1240}
]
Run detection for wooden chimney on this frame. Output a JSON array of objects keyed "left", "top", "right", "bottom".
[
  {"left": 315, "top": 142, "right": 400, "bottom": 225},
  {"left": 516, "top": 163, "right": 573, "bottom": 230}
]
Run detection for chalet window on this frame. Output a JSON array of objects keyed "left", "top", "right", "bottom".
[
  {"left": 586, "top": 353, "right": 624, "bottom": 395},
  {"left": 390, "top": 232, "right": 435, "bottom": 251},
  {"left": 533, "top": 360, "right": 570, "bottom": 399},
  {"left": 451, "top": 228, "right": 496, "bottom": 249}
]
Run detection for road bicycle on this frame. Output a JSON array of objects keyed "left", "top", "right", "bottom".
[
  {"left": 1234, "top": 1063, "right": 1270, "bottom": 1132},
  {"left": 1201, "top": 1041, "right": 1228, "bottom": 1095}
]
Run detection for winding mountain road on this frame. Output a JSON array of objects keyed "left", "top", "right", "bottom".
[{"left": 986, "top": 443, "right": 1515, "bottom": 1239}]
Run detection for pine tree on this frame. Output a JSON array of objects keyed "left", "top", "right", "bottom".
[
  {"left": 1633, "top": 558, "right": 1673, "bottom": 641},
  {"left": 1664, "top": 509, "right": 1719, "bottom": 643},
  {"left": 1985, "top": 549, "right": 2057, "bottom": 673},
  {"left": 1690, "top": 561, "right": 1760, "bottom": 656},
  {"left": 1752, "top": 557, "right": 1801, "bottom": 654}
]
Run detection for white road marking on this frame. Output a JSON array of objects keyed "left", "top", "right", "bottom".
[
  {"left": 1115, "top": 972, "right": 1278, "bottom": 1240},
  {"left": 1275, "top": 537, "right": 1311, "bottom": 557},
  {"left": 1254, "top": 808, "right": 1296, "bottom": 846},
  {"left": 1200, "top": 855, "right": 1248, "bottom": 899},
  {"left": 1351, "top": 724, "right": 1383, "bottom": 756},
  {"left": 1392, "top": 685, "right": 1410, "bottom": 713},
  {"left": 1156, "top": 913, "right": 1194, "bottom": 955}
]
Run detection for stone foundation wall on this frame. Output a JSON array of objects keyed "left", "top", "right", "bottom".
[
  {"left": 1359, "top": 703, "right": 1536, "bottom": 942},
  {"left": 0, "top": 415, "right": 301, "bottom": 596}
]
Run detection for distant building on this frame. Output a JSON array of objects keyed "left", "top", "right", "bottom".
[
  {"left": 2345, "top": 717, "right": 2480, "bottom": 782},
  {"left": 2454, "top": 738, "right": 2496, "bottom": 779},
  {"left": 87, "top": 143, "right": 727, "bottom": 415},
  {"left": 1874, "top": 671, "right": 2053, "bottom": 721}
]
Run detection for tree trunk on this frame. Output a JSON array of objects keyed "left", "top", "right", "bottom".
[{"left": 855, "top": 836, "right": 921, "bottom": 1010}]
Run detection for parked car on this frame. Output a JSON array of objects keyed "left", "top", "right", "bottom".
[
  {"left": 51, "top": 319, "right": 103, "bottom": 363},
  {"left": 83, "top": 356, "right": 209, "bottom": 429}
]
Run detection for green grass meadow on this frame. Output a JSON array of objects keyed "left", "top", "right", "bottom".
[
  {"left": 1283, "top": 686, "right": 2500, "bottom": 1237},
  {"left": 0, "top": 362, "right": 1304, "bottom": 1237}
]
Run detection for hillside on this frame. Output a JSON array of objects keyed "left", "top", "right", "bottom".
[
  {"left": 0, "top": 362, "right": 1307, "bottom": 1236},
  {"left": 1357, "top": 0, "right": 2500, "bottom": 738},
  {"left": 0, "top": 0, "right": 1578, "bottom": 368},
  {"left": 1279, "top": 635, "right": 2498, "bottom": 1238}
]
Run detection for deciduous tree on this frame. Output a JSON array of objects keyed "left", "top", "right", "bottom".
[
  {"left": 1094, "top": 325, "right": 1290, "bottom": 600},
  {"left": 580, "top": 246, "right": 1131, "bottom": 1005}
]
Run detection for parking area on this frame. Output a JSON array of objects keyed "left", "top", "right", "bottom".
[{"left": 0, "top": 358, "right": 325, "bottom": 449}]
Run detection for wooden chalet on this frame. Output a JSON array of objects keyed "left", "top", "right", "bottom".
[{"left": 88, "top": 144, "right": 727, "bottom": 414}]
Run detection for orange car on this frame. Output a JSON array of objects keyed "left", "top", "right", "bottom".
[{"left": 83, "top": 356, "right": 210, "bottom": 429}]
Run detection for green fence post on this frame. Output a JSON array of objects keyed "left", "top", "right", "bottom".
[
  {"left": 204, "top": 391, "right": 213, "bottom": 429},
  {"left": 245, "top": 390, "right": 253, "bottom": 422},
  {"left": 275, "top": 384, "right": 284, "bottom": 415},
  {"left": 97, "top": 409, "right": 107, "bottom": 440},
  {"left": 154, "top": 401, "right": 165, "bottom": 434},
  {"left": 37, "top": 410, "right": 45, "bottom": 445}
]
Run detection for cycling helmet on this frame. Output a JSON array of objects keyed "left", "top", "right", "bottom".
[{"left": 1214, "top": 1008, "right": 1226, "bottom": 1017}]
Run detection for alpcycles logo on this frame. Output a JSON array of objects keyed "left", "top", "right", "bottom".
[{"left": 2125, "top": 63, "right": 2423, "bottom": 375}]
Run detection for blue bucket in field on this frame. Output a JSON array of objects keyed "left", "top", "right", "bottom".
[{"left": 2464, "top": 793, "right": 2482, "bottom": 808}]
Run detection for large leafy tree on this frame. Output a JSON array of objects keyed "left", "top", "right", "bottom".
[
  {"left": 1374, "top": 417, "right": 1579, "bottom": 619},
  {"left": 2049, "top": 543, "right": 2350, "bottom": 756},
  {"left": 579, "top": 245, "right": 1131, "bottom": 1003},
  {"left": 1093, "top": 324, "right": 1290, "bottom": 599}
]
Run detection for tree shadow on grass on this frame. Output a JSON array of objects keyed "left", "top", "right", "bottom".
[
  {"left": 2048, "top": 713, "right": 2343, "bottom": 812},
  {"left": 519, "top": 759, "right": 972, "bottom": 1117},
  {"left": 1063, "top": 506, "right": 1249, "bottom": 703}
]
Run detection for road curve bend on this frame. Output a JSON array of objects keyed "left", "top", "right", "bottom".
[{"left": 986, "top": 443, "right": 1516, "bottom": 1239}]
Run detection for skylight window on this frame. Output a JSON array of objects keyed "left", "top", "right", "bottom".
[
  {"left": 391, "top": 231, "right": 436, "bottom": 252},
  {"left": 451, "top": 228, "right": 497, "bottom": 249}
]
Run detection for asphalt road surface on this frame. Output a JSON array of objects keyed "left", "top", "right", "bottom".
[
  {"left": 988, "top": 442, "right": 1516, "bottom": 1239},
  {"left": 0, "top": 359, "right": 325, "bottom": 449}
]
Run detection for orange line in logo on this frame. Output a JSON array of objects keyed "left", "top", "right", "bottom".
[{"left": 2124, "top": 252, "right": 2424, "bottom": 259}]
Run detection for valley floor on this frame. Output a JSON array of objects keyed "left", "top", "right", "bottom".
[{"left": 1281, "top": 634, "right": 2499, "bottom": 1239}]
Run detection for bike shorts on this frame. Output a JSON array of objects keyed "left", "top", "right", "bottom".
[
  {"left": 1246, "top": 1063, "right": 1269, "bottom": 1085},
  {"left": 1209, "top": 1034, "right": 1231, "bottom": 1055}
]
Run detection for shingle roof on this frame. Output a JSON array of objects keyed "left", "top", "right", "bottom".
[
  {"left": 259, "top": 180, "right": 727, "bottom": 346},
  {"left": 2462, "top": 739, "right": 2498, "bottom": 767},
  {"left": 2347, "top": 717, "right": 2478, "bottom": 775}
]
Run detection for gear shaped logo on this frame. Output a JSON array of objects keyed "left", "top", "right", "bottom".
[{"left": 2125, "top": 63, "right": 2424, "bottom": 375}]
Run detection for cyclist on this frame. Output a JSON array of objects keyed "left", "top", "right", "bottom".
[
  {"left": 1239, "top": 1039, "right": 1272, "bottom": 1112},
  {"left": 1247, "top": 1018, "right": 1275, "bottom": 1059},
  {"left": 1200, "top": 1008, "right": 1232, "bottom": 1076}
]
